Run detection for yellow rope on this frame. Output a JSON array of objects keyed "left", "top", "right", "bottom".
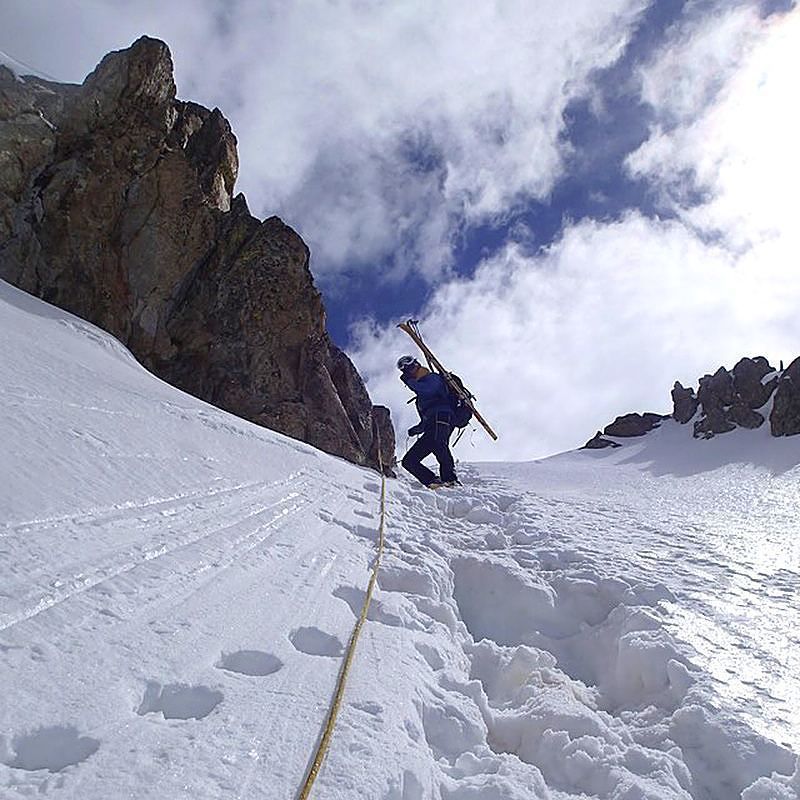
[{"left": 297, "top": 447, "right": 387, "bottom": 799}]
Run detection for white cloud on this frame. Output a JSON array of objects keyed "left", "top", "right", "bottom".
[
  {"left": 351, "top": 7, "right": 800, "bottom": 461},
  {"left": 0, "top": 0, "right": 649, "bottom": 279},
  {"left": 636, "top": 5, "right": 760, "bottom": 126},
  {"left": 351, "top": 213, "right": 799, "bottom": 461},
  {"left": 629, "top": 4, "right": 800, "bottom": 252}
]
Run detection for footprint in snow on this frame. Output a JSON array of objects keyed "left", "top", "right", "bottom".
[
  {"left": 30, "top": 645, "right": 46, "bottom": 662},
  {"left": 465, "top": 505, "right": 504, "bottom": 525},
  {"left": 332, "top": 517, "right": 375, "bottom": 542},
  {"left": 350, "top": 699, "right": 383, "bottom": 716},
  {"left": 290, "top": 626, "right": 344, "bottom": 657},
  {"left": 333, "top": 585, "right": 420, "bottom": 630},
  {"left": 216, "top": 650, "right": 283, "bottom": 677},
  {"left": 137, "top": 681, "right": 223, "bottom": 720},
  {"left": 415, "top": 642, "right": 445, "bottom": 671},
  {"left": 1, "top": 725, "right": 100, "bottom": 772},
  {"left": 378, "top": 564, "right": 435, "bottom": 597},
  {"left": 494, "top": 495, "right": 519, "bottom": 512},
  {"left": 333, "top": 585, "right": 367, "bottom": 614}
]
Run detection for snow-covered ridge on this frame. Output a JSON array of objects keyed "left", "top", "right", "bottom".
[{"left": 1, "top": 278, "right": 798, "bottom": 799}]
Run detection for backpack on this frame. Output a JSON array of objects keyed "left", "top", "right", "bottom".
[{"left": 444, "top": 372, "right": 474, "bottom": 429}]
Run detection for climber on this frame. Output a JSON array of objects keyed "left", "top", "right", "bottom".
[{"left": 397, "top": 355, "right": 458, "bottom": 489}]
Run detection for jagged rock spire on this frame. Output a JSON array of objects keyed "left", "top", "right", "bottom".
[{"left": 0, "top": 38, "right": 394, "bottom": 472}]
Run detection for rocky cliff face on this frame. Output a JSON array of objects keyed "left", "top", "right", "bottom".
[
  {"left": 0, "top": 37, "right": 394, "bottom": 472},
  {"left": 584, "top": 356, "right": 800, "bottom": 449}
]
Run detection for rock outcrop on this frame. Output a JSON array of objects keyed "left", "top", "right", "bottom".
[
  {"left": 604, "top": 412, "right": 666, "bottom": 438},
  {"left": 733, "top": 357, "right": 778, "bottom": 409},
  {"left": 583, "top": 431, "right": 621, "bottom": 450},
  {"left": 0, "top": 38, "right": 394, "bottom": 473},
  {"left": 693, "top": 367, "right": 737, "bottom": 438},
  {"left": 581, "top": 412, "right": 665, "bottom": 450},
  {"left": 584, "top": 355, "right": 798, "bottom": 450},
  {"left": 690, "top": 358, "right": 777, "bottom": 439},
  {"left": 771, "top": 357, "right": 800, "bottom": 437},
  {"left": 670, "top": 382, "right": 698, "bottom": 424}
]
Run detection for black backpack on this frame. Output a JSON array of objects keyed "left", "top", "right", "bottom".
[{"left": 444, "top": 372, "right": 474, "bottom": 429}]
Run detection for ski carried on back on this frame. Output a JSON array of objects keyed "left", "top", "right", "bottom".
[{"left": 397, "top": 319, "right": 498, "bottom": 441}]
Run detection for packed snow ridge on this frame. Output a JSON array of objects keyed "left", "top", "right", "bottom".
[{"left": 1, "top": 277, "right": 798, "bottom": 799}]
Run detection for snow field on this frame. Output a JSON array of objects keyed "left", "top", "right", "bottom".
[
  {"left": 491, "top": 432, "right": 800, "bottom": 760},
  {"left": 367, "top": 478, "right": 779, "bottom": 799},
  {"left": 1, "top": 278, "right": 798, "bottom": 799}
]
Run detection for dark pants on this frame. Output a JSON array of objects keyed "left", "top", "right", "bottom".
[{"left": 402, "top": 411, "right": 457, "bottom": 486}]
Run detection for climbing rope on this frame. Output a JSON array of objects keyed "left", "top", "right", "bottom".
[{"left": 296, "top": 429, "right": 387, "bottom": 799}]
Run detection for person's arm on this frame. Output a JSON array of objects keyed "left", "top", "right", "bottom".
[{"left": 400, "top": 374, "right": 426, "bottom": 436}]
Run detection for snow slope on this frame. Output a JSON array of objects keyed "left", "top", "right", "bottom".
[{"left": 1, "top": 278, "right": 798, "bottom": 799}]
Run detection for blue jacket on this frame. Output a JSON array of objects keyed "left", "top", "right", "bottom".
[{"left": 402, "top": 372, "right": 452, "bottom": 423}]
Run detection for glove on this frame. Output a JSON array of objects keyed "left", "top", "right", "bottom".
[{"left": 407, "top": 423, "right": 424, "bottom": 436}]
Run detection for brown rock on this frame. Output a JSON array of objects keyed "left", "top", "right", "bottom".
[
  {"left": 671, "top": 381, "right": 699, "bottom": 424},
  {"left": 583, "top": 431, "right": 621, "bottom": 449},
  {"left": 0, "top": 67, "right": 74, "bottom": 246},
  {"left": 693, "top": 411, "right": 736, "bottom": 439},
  {"left": 770, "top": 357, "right": 800, "bottom": 437},
  {"left": 693, "top": 367, "right": 736, "bottom": 438},
  {"left": 698, "top": 367, "right": 734, "bottom": 407},
  {"left": 604, "top": 412, "right": 665, "bottom": 437},
  {"left": 732, "top": 356, "right": 775, "bottom": 409},
  {"left": 692, "top": 360, "right": 776, "bottom": 437},
  {"left": 729, "top": 399, "right": 764, "bottom": 430},
  {"left": 0, "top": 37, "right": 392, "bottom": 472},
  {"left": 369, "top": 406, "right": 397, "bottom": 475}
]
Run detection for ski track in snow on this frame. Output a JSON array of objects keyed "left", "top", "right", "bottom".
[
  {"left": 0, "top": 472, "right": 314, "bottom": 633},
  {"left": 1, "top": 464, "right": 374, "bottom": 798},
  {"left": 1, "top": 278, "right": 799, "bottom": 799}
]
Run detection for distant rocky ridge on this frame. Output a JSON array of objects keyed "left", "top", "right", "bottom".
[
  {"left": 0, "top": 37, "right": 394, "bottom": 472},
  {"left": 584, "top": 356, "right": 800, "bottom": 449}
]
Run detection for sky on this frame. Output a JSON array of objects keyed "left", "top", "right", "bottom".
[{"left": 1, "top": 0, "right": 799, "bottom": 460}]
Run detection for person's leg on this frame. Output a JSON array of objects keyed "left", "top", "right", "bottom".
[
  {"left": 401, "top": 431, "right": 439, "bottom": 486},
  {"left": 431, "top": 412, "right": 457, "bottom": 483}
]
